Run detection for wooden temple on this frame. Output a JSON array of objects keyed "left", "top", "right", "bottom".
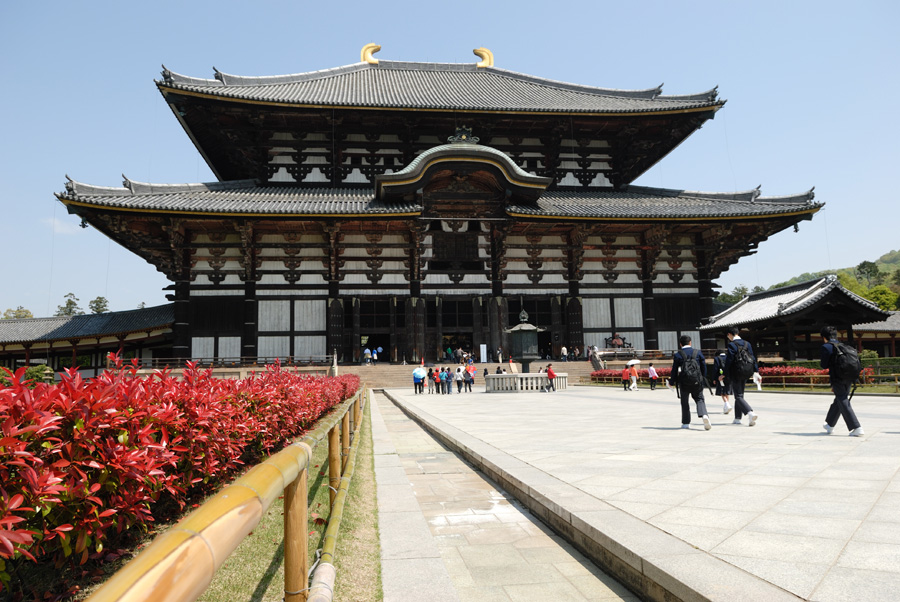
[{"left": 46, "top": 45, "right": 823, "bottom": 365}]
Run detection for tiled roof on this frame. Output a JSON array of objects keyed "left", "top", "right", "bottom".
[
  {"left": 59, "top": 178, "right": 418, "bottom": 215},
  {"left": 509, "top": 185, "right": 820, "bottom": 219},
  {"left": 59, "top": 178, "right": 820, "bottom": 220},
  {"left": 700, "top": 276, "right": 889, "bottom": 330},
  {"left": 0, "top": 304, "right": 174, "bottom": 344},
  {"left": 854, "top": 311, "right": 900, "bottom": 332},
  {"left": 158, "top": 61, "right": 723, "bottom": 114}
]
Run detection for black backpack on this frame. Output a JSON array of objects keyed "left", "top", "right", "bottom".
[
  {"left": 831, "top": 342, "right": 862, "bottom": 383},
  {"left": 679, "top": 349, "right": 703, "bottom": 388},
  {"left": 731, "top": 340, "right": 756, "bottom": 381}
]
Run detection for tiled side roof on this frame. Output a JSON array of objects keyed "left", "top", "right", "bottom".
[
  {"left": 59, "top": 178, "right": 417, "bottom": 215},
  {"left": 700, "top": 276, "right": 889, "bottom": 330},
  {"left": 509, "top": 185, "right": 820, "bottom": 219},
  {"left": 854, "top": 311, "right": 900, "bottom": 332},
  {"left": 0, "top": 305, "right": 174, "bottom": 344},
  {"left": 59, "top": 178, "right": 820, "bottom": 220},
  {"left": 158, "top": 61, "right": 723, "bottom": 114}
]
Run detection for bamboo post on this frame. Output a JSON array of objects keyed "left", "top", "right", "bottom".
[
  {"left": 328, "top": 425, "right": 341, "bottom": 507},
  {"left": 341, "top": 412, "right": 351, "bottom": 472},
  {"left": 284, "top": 447, "right": 310, "bottom": 602}
]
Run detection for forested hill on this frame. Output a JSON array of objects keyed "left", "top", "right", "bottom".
[{"left": 716, "top": 249, "right": 900, "bottom": 311}]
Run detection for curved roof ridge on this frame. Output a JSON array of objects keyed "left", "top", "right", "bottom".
[
  {"left": 484, "top": 66, "right": 664, "bottom": 99},
  {"left": 624, "top": 185, "right": 761, "bottom": 202},
  {"left": 64, "top": 177, "right": 259, "bottom": 197}
]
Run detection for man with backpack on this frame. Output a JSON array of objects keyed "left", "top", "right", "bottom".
[
  {"left": 723, "top": 326, "right": 759, "bottom": 426},
  {"left": 820, "top": 325, "right": 864, "bottom": 436},
  {"left": 668, "top": 335, "right": 712, "bottom": 430}
]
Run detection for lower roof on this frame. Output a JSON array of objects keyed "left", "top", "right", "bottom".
[
  {"left": 700, "top": 276, "right": 889, "bottom": 330},
  {"left": 0, "top": 304, "right": 174, "bottom": 345},
  {"left": 58, "top": 178, "right": 820, "bottom": 221}
]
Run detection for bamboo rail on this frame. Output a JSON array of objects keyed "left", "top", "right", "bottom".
[
  {"left": 307, "top": 389, "right": 367, "bottom": 602},
  {"left": 86, "top": 388, "right": 368, "bottom": 602}
]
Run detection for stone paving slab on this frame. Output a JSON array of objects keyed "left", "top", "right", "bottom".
[
  {"left": 383, "top": 385, "right": 900, "bottom": 601},
  {"left": 372, "top": 392, "right": 638, "bottom": 601}
]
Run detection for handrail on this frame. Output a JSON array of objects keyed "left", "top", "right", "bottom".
[
  {"left": 86, "top": 388, "right": 367, "bottom": 602},
  {"left": 307, "top": 389, "right": 367, "bottom": 602}
]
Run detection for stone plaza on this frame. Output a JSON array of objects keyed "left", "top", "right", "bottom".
[{"left": 373, "top": 384, "right": 900, "bottom": 601}]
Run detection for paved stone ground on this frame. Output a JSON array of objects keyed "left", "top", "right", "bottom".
[
  {"left": 384, "top": 385, "right": 900, "bottom": 601},
  {"left": 372, "top": 391, "right": 637, "bottom": 602}
]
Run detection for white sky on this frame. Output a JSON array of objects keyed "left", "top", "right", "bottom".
[{"left": 1, "top": 1, "right": 897, "bottom": 315}]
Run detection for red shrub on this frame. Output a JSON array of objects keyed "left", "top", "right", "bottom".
[{"left": 0, "top": 357, "right": 360, "bottom": 590}]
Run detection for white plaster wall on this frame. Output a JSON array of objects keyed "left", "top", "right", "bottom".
[
  {"left": 294, "top": 300, "right": 326, "bottom": 332},
  {"left": 613, "top": 298, "right": 643, "bottom": 328},
  {"left": 259, "top": 300, "right": 291, "bottom": 331},
  {"left": 583, "top": 298, "right": 612, "bottom": 329}
]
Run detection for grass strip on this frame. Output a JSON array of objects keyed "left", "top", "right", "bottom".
[{"left": 197, "top": 396, "right": 381, "bottom": 602}]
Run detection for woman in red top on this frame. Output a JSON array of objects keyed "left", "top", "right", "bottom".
[
  {"left": 621, "top": 367, "right": 630, "bottom": 391},
  {"left": 546, "top": 364, "right": 557, "bottom": 392}
]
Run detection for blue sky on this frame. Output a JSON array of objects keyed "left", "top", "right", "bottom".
[{"left": 1, "top": 1, "right": 897, "bottom": 315}]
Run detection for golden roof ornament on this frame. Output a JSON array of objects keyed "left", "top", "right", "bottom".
[
  {"left": 361, "top": 43, "right": 381, "bottom": 64},
  {"left": 473, "top": 47, "right": 494, "bottom": 68}
]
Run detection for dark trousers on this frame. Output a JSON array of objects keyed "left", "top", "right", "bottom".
[
  {"left": 826, "top": 381, "right": 861, "bottom": 430},
  {"left": 414, "top": 381, "right": 423, "bottom": 394},
  {"left": 622, "top": 379, "right": 629, "bottom": 391},
  {"left": 650, "top": 378, "right": 657, "bottom": 390},
  {"left": 680, "top": 385, "right": 708, "bottom": 425},
  {"left": 547, "top": 378, "right": 556, "bottom": 392},
  {"left": 731, "top": 379, "right": 753, "bottom": 419}
]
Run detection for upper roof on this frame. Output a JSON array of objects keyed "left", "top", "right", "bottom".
[
  {"left": 700, "top": 276, "right": 889, "bottom": 330},
  {"left": 158, "top": 60, "right": 723, "bottom": 114},
  {"left": 58, "top": 177, "right": 820, "bottom": 221},
  {"left": 0, "top": 304, "right": 174, "bottom": 345}
]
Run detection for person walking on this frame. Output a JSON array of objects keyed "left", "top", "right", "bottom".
[
  {"left": 426, "top": 368, "right": 434, "bottom": 394},
  {"left": 820, "top": 325, "right": 864, "bottom": 436},
  {"left": 561, "top": 345, "right": 568, "bottom": 362},
  {"left": 412, "top": 368, "right": 424, "bottom": 394},
  {"left": 621, "top": 367, "right": 630, "bottom": 391},
  {"left": 454, "top": 367, "right": 465, "bottom": 393},
  {"left": 439, "top": 368, "right": 448, "bottom": 394},
  {"left": 629, "top": 364, "right": 639, "bottom": 391},
  {"left": 546, "top": 363, "right": 557, "bottom": 392},
  {"left": 648, "top": 363, "right": 659, "bottom": 390},
  {"left": 669, "top": 335, "right": 712, "bottom": 430},
  {"left": 372, "top": 349, "right": 378, "bottom": 366},
  {"left": 712, "top": 351, "right": 733, "bottom": 414},
  {"left": 723, "top": 327, "right": 759, "bottom": 426}
]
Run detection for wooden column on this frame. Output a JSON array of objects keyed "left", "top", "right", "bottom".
[
  {"left": 327, "top": 298, "right": 343, "bottom": 362},
  {"left": 389, "top": 298, "right": 397, "bottom": 363},
  {"left": 641, "top": 279, "right": 659, "bottom": 351},
  {"left": 786, "top": 321, "right": 796, "bottom": 361},
  {"left": 242, "top": 281, "right": 258, "bottom": 363},
  {"left": 70, "top": 342, "right": 78, "bottom": 368},
  {"left": 891, "top": 334, "right": 896, "bottom": 357},
  {"left": 695, "top": 240, "right": 716, "bottom": 351},
  {"left": 172, "top": 280, "right": 191, "bottom": 361},
  {"left": 551, "top": 296, "right": 563, "bottom": 357},
  {"left": 352, "top": 298, "right": 361, "bottom": 363},
  {"left": 566, "top": 297, "right": 584, "bottom": 354},
  {"left": 435, "top": 296, "right": 443, "bottom": 361},
  {"left": 472, "top": 297, "right": 484, "bottom": 359}
]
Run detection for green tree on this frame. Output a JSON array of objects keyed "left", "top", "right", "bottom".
[
  {"left": 864, "top": 285, "right": 898, "bottom": 311},
  {"left": 2, "top": 306, "right": 33, "bottom": 319},
  {"left": 856, "top": 261, "right": 884, "bottom": 288},
  {"left": 55, "top": 293, "right": 84, "bottom": 317},
  {"left": 716, "top": 285, "right": 749, "bottom": 305},
  {"left": 837, "top": 272, "right": 868, "bottom": 296},
  {"left": 89, "top": 296, "right": 110, "bottom": 314},
  {"left": 751, "top": 285, "right": 765, "bottom": 293}
]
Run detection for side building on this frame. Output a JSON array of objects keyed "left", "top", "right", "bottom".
[{"left": 40, "top": 47, "right": 825, "bottom": 365}]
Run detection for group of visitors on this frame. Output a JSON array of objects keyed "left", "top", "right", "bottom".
[
  {"left": 669, "top": 325, "right": 863, "bottom": 435},
  {"left": 415, "top": 366, "right": 477, "bottom": 394}
]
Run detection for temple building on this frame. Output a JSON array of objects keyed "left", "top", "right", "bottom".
[{"left": 11, "top": 45, "right": 826, "bottom": 366}]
